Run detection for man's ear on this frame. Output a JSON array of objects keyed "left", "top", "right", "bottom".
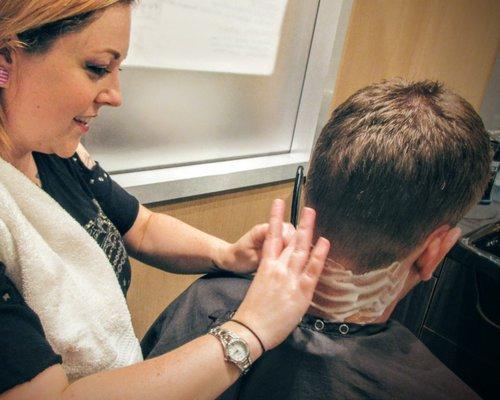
[{"left": 415, "top": 225, "right": 462, "bottom": 281}]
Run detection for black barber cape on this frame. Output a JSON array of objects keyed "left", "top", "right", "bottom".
[
  {"left": 0, "top": 152, "right": 139, "bottom": 393},
  {"left": 142, "top": 274, "right": 479, "bottom": 400}
]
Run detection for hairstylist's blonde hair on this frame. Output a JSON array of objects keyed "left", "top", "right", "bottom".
[{"left": 0, "top": 0, "right": 134, "bottom": 150}]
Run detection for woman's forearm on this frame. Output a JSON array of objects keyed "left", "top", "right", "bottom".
[
  {"left": 63, "top": 321, "right": 260, "bottom": 400},
  {"left": 2, "top": 322, "right": 262, "bottom": 400},
  {"left": 124, "top": 206, "right": 230, "bottom": 274}
]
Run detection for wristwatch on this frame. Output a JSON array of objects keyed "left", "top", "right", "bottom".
[{"left": 209, "top": 326, "right": 252, "bottom": 374}]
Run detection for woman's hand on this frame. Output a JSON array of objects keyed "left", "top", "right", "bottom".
[
  {"left": 232, "top": 199, "right": 330, "bottom": 350},
  {"left": 216, "top": 221, "right": 295, "bottom": 275}
]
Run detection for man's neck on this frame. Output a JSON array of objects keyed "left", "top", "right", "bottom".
[
  {"left": 307, "top": 300, "right": 397, "bottom": 325},
  {"left": 306, "top": 257, "right": 411, "bottom": 325}
]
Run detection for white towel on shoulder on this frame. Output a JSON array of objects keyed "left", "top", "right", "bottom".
[{"left": 0, "top": 156, "right": 143, "bottom": 381}]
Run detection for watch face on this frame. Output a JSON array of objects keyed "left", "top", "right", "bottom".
[{"left": 228, "top": 340, "right": 249, "bottom": 362}]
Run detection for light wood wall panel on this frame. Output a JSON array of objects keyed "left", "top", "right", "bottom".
[
  {"left": 332, "top": 0, "right": 500, "bottom": 110},
  {"left": 127, "top": 181, "right": 294, "bottom": 339}
]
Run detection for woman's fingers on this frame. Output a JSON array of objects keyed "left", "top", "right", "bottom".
[
  {"left": 249, "top": 222, "right": 295, "bottom": 249},
  {"left": 234, "top": 202, "right": 331, "bottom": 351},
  {"left": 304, "top": 237, "right": 330, "bottom": 278},
  {"left": 282, "top": 222, "right": 296, "bottom": 246},
  {"left": 300, "top": 237, "right": 330, "bottom": 295},
  {"left": 286, "top": 207, "right": 316, "bottom": 274},
  {"left": 261, "top": 199, "right": 285, "bottom": 260}
]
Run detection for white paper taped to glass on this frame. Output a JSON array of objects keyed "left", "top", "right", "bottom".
[{"left": 124, "top": 0, "right": 288, "bottom": 75}]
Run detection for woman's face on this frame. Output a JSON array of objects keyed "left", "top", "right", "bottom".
[{"left": 2, "top": 4, "right": 131, "bottom": 158}]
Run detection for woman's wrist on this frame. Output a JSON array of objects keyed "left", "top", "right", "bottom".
[
  {"left": 211, "top": 239, "right": 233, "bottom": 272},
  {"left": 230, "top": 318, "right": 266, "bottom": 353},
  {"left": 220, "top": 320, "right": 264, "bottom": 361}
]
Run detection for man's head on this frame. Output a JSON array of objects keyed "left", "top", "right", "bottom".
[{"left": 306, "top": 79, "right": 491, "bottom": 277}]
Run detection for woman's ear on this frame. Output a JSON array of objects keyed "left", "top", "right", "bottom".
[
  {"left": 0, "top": 66, "right": 10, "bottom": 87},
  {"left": 415, "top": 226, "right": 462, "bottom": 280},
  {"left": 0, "top": 48, "right": 13, "bottom": 87}
]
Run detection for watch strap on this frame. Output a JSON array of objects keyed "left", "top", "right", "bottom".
[{"left": 209, "top": 326, "right": 252, "bottom": 374}]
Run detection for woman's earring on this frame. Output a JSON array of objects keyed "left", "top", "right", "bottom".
[{"left": 0, "top": 67, "right": 9, "bottom": 86}]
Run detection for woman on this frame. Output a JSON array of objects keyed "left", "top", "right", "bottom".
[{"left": 0, "top": 1, "right": 330, "bottom": 399}]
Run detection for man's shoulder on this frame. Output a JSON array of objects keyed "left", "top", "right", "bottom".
[
  {"left": 142, "top": 273, "right": 253, "bottom": 358},
  {"left": 186, "top": 272, "right": 253, "bottom": 306},
  {"left": 239, "top": 319, "right": 480, "bottom": 400},
  {"left": 373, "top": 320, "right": 480, "bottom": 399}
]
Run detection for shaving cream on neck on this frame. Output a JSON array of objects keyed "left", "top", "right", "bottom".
[{"left": 310, "top": 258, "right": 410, "bottom": 324}]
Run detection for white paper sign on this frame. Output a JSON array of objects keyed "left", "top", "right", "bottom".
[{"left": 125, "top": 0, "right": 288, "bottom": 75}]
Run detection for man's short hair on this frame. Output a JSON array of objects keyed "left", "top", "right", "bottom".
[{"left": 305, "top": 79, "right": 491, "bottom": 271}]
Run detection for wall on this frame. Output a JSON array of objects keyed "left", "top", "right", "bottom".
[
  {"left": 127, "top": 0, "right": 500, "bottom": 339},
  {"left": 481, "top": 54, "right": 500, "bottom": 131},
  {"left": 332, "top": 0, "right": 500, "bottom": 110}
]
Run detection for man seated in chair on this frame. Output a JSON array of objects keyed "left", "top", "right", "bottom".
[{"left": 141, "top": 79, "right": 489, "bottom": 399}]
